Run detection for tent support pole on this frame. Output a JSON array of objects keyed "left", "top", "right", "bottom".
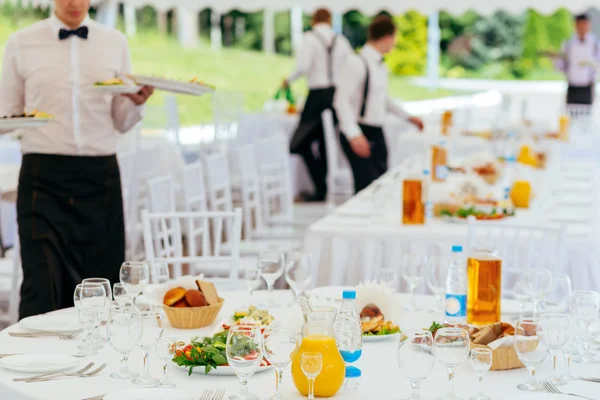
[
  {"left": 124, "top": 4, "right": 137, "bottom": 37},
  {"left": 263, "top": 9, "right": 275, "bottom": 53},
  {"left": 291, "top": 6, "right": 303, "bottom": 55},
  {"left": 96, "top": 0, "right": 117, "bottom": 28},
  {"left": 178, "top": 7, "right": 199, "bottom": 48},
  {"left": 210, "top": 10, "right": 222, "bottom": 51},
  {"left": 426, "top": 11, "right": 440, "bottom": 90}
]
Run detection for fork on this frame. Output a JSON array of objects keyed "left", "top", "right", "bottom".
[
  {"left": 542, "top": 380, "right": 594, "bottom": 399},
  {"left": 199, "top": 389, "right": 214, "bottom": 400},
  {"left": 9, "top": 329, "right": 83, "bottom": 340},
  {"left": 212, "top": 389, "right": 226, "bottom": 400},
  {"left": 14, "top": 362, "right": 95, "bottom": 382},
  {"left": 27, "top": 363, "right": 108, "bottom": 383}
]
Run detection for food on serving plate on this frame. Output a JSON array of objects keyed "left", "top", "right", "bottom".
[
  {"left": 439, "top": 205, "right": 515, "bottom": 221},
  {"left": 185, "top": 289, "right": 207, "bottom": 307},
  {"left": 360, "top": 304, "right": 400, "bottom": 336},
  {"left": 94, "top": 78, "right": 125, "bottom": 86},
  {"left": 472, "top": 162, "right": 500, "bottom": 185},
  {"left": 163, "top": 281, "right": 220, "bottom": 308},
  {"left": 189, "top": 76, "right": 216, "bottom": 89},
  {"left": 163, "top": 287, "right": 187, "bottom": 306},
  {"left": 428, "top": 321, "right": 514, "bottom": 344},
  {"left": 230, "top": 306, "right": 275, "bottom": 326},
  {"left": 1, "top": 110, "right": 54, "bottom": 119},
  {"left": 172, "top": 330, "right": 270, "bottom": 375}
]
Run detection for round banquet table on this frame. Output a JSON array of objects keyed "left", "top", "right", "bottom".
[{"left": 1, "top": 290, "right": 599, "bottom": 400}]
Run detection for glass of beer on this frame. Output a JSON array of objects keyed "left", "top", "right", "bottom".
[
  {"left": 467, "top": 249, "right": 502, "bottom": 326},
  {"left": 402, "top": 178, "right": 425, "bottom": 225}
]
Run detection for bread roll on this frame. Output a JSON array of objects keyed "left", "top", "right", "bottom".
[
  {"left": 185, "top": 289, "right": 208, "bottom": 307},
  {"left": 172, "top": 299, "right": 188, "bottom": 308},
  {"left": 163, "top": 287, "right": 187, "bottom": 306}
]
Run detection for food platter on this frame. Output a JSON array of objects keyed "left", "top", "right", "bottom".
[
  {"left": 127, "top": 74, "right": 215, "bottom": 96},
  {"left": 0, "top": 117, "right": 52, "bottom": 129}
]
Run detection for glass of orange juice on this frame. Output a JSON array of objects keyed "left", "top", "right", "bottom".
[{"left": 301, "top": 353, "right": 323, "bottom": 399}]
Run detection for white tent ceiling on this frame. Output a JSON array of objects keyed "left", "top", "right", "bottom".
[{"left": 1, "top": 0, "right": 595, "bottom": 14}]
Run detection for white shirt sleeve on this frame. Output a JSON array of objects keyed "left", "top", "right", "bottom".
[
  {"left": 288, "top": 34, "right": 314, "bottom": 83},
  {"left": 0, "top": 36, "right": 25, "bottom": 134},
  {"left": 386, "top": 95, "right": 411, "bottom": 120},
  {"left": 111, "top": 37, "right": 144, "bottom": 134},
  {"left": 334, "top": 56, "right": 364, "bottom": 140}
]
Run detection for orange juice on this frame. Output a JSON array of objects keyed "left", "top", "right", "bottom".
[
  {"left": 441, "top": 111, "right": 453, "bottom": 135},
  {"left": 403, "top": 179, "right": 425, "bottom": 224},
  {"left": 467, "top": 250, "right": 502, "bottom": 326},
  {"left": 510, "top": 181, "right": 531, "bottom": 208},
  {"left": 291, "top": 335, "right": 345, "bottom": 397},
  {"left": 559, "top": 115, "right": 569, "bottom": 140},
  {"left": 431, "top": 145, "right": 448, "bottom": 182}
]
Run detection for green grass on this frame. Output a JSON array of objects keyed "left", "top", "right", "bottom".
[{"left": 0, "top": 15, "right": 458, "bottom": 126}]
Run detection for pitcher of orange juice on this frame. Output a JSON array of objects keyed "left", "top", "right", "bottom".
[
  {"left": 291, "top": 310, "right": 345, "bottom": 397},
  {"left": 467, "top": 249, "right": 502, "bottom": 326}
]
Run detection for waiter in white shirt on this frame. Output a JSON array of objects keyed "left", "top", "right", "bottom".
[
  {"left": 554, "top": 14, "right": 600, "bottom": 105},
  {"left": 284, "top": 8, "right": 353, "bottom": 202},
  {"left": 0, "top": 0, "right": 153, "bottom": 319},
  {"left": 334, "top": 16, "right": 423, "bottom": 193}
]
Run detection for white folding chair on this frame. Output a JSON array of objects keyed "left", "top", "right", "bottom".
[
  {"left": 321, "top": 109, "right": 354, "bottom": 206},
  {"left": 0, "top": 240, "right": 21, "bottom": 327},
  {"left": 142, "top": 209, "right": 244, "bottom": 291},
  {"left": 181, "top": 162, "right": 210, "bottom": 257},
  {"left": 212, "top": 91, "right": 243, "bottom": 143}
]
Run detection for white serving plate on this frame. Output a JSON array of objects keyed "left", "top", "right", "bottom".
[
  {"left": 128, "top": 74, "right": 215, "bottom": 96},
  {"left": 363, "top": 332, "right": 401, "bottom": 342},
  {"left": 91, "top": 85, "right": 142, "bottom": 94},
  {"left": 0, "top": 354, "right": 79, "bottom": 373},
  {"left": 440, "top": 215, "right": 514, "bottom": 224},
  {"left": 105, "top": 388, "right": 194, "bottom": 400},
  {"left": 0, "top": 117, "right": 52, "bottom": 129},
  {"left": 19, "top": 314, "right": 81, "bottom": 333},
  {"left": 179, "top": 364, "right": 271, "bottom": 376}
]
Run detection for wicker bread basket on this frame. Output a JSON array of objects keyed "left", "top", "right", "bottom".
[
  {"left": 471, "top": 342, "right": 524, "bottom": 371},
  {"left": 163, "top": 298, "right": 225, "bottom": 329}
]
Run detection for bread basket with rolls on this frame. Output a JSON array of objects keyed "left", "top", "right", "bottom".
[
  {"left": 162, "top": 279, "right": 224, "bottom": 329},
  {"left": 470, "top": 322, "right": 524, "bottom": 371}
]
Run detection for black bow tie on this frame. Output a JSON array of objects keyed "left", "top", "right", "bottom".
[{"left": 59, "top": 26, "right": 88, "bottom": 40}]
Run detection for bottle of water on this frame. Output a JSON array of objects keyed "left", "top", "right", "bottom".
[
  {"left": 334, "top": 290, "right": 363, "bottom": 391},
  {"left": 423, "top": 169, "right": 433, "bottom": 221},
  {"left": 503, "top": 156, "right": 517, "bottom": 200},
  {"left": 445, "top": 245, "right": 467, "bottom": 324}
]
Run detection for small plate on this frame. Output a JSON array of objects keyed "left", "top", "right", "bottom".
[
  {"left": 363, "top": 332, "right": 401, "bottom": 342},
  {"left": 105, "top": 388, "right": 194, "bottom": 400},
  {"left": 180, "top": 364, "right": 271, "bottom": 376},
  {"left": 0, "top": 118, "right": 52, "bottom": 129},
  {"left": 0, "top": 354, "right": 79, "bottom": 373},
  {"left": 127, "top": 74, "right": 214, "bottom": 97},
  {"left": 91, "top": 85, "right": 142, "bottom": 94},
  {"left": 20, "top": 314, "right": 81, "bottom": 333}
]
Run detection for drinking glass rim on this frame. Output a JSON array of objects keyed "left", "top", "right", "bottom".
[
  {"left": 471, "top": 347, "right": 492, "bottom": 355},
  {"left": 121, "top": 261, "right": 149, "bottom": 267},
  {"left": 82, "top": 278, "right": 110, "bottom": 284},
  {"left": 435, "top": 327, "right": 469, "bottom": 336}
]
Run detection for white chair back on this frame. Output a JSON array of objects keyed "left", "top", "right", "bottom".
[
  {"left": 181, "top": 162, "right": 210, "bottom": 257},
  {"left": 147, "top": 175, "right": 177, "bottom": 213},
  {"left": 204, "top": 152, "right": 234, "bottom": 213},
  {"left": 234, "top": 144, "right": 267, "bottom": 239},
  {"left": 212, "top": 91, "right": 243, "bottom": 142},
  {"left": 322, "top": 109, "right": 354, "bottom": 204}
]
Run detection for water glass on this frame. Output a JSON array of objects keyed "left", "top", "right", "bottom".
[
  {"left": 73, "top": 284, "right": 83, "bottom": 310},
  {"left": 433, "top": 328, "right": 470, "bottom": 400},
  {"left": 426, "top": 256, "right": 449, "bottom": 313},
  {"left": 300, "top": 352, "right": 323, "bottom": 400},
  {"left": 82, "top": 278, "right": 112, "bottom": 343},
  {"left": 129, "top": 311, "right": 164, "bottom": 386},
  {"left": 106, "top": 306, "right": 139, "bottom": 379},
  {"left": 401, "top": 254, "right": 428, "bottom": 311},
  {"left": 397, "top": 330, "right": 435, "bottom": 400},
  {"left": 113, "top": 283, "right": 130, "bottom": 307},
  {"left": 147, "top": 260, "right": 170, "bottom": 284},
  {"left": 514, "top": 318, "right": 549, "bottom": 391},
  {"left": 285, "top": 252, "right": 313, "bottom": 299},
  {"left": 538, "top": 312, "right": 571, "bottom": 385},
  {"left": 378, "top": 267, "right": 399, "bottom": 292},
  {"left": 470, "top": 348, "right": 492, "bottom": 400},
  {"left": 78, "top": 308, "right": 99, "bottom": 356},
  {"left": 226, "top": 325, "right": 264, "bottom": 400},
  {"left": 79, "top": 283, "right": 107, "bottom": 350},
  {"left": 258, "top": 252, "right": 284, "bottom": 307},
  {"left": 571, "top": 291, "right": 600, "bottom": 364},
  {"left": 120, "top": 261, "right": 150, "bottom": 306},
  {"left": 542, "top": 275, "right": 572, "bottom": 313},
  {"left": 264, "top": 328, "right": 299, "bottom": 399},
  {"left": 156, "top": 336, "right": 177, "bottom": 388},
  {"left": 524, "top": 268, "right": 553, "bottom": 316}
]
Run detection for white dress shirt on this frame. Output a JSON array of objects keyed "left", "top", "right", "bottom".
[
  {"left": 556, "top": 34, "right": 600, "bottom": 86},
  {"left": 0, "top": 13, "right": 144, "bottom": 156},
  {"left": 287, "top": 23, "right": 354, "bottom": 89},
  {"left": 334, "top": 44, "right": 410, "bottom": 139}
]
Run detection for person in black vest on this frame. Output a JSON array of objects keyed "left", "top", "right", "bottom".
[
  {"left": 284, "top": 8, "right": 354, "bottom": 202},
  {"left": 334, "top": 16, "right": 424, "bottom": 193},
  {"left": 0, "top": 0, "right": 153, "bottom": 319}
]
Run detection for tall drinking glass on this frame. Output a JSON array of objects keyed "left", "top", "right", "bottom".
[
  {"left": 129, "top": 311, "right": 164, "bottom": 386},
  {"left": 397, "top": 330, "right": 435, "bottom": 400},
  {"left": 433, "top": 328, "right": 470, "bottom": 400},
  {"left": 285, "top": 252, "right": 313, "bottom": 299},
  {"left": 538, "top": 312, "right": 571, "bottom": 385},
  {"left": 264, "top": 328, "right": 299, "bottom": 399},
  {"left": 78, "top": 283, "right": 107, "bottom": 351},
  {"left": 148, "top": 260, "right": 170, "bottom": 284},
  {"left": 524, "top": 268, "right": 553, "bottom": 316},
  {"left": 426, "top": 256, "right": 449, "bottom": 313},
  {"left": 156, "top": 336, "right": 177, "bottom": 388},
  {"left": 401, "top": 254, "right": 428, "bottom": 311},
  {"left": 82, "top": 278, "right": 112, "bottom": 343},
  {"left": 113, "top": 283, "right": 130, "bottom": 307},
  {"left": 226, "top": 325, "right": 264, "bottom": 400},
  {"left": 106, "top": 306, "right": 139, "bottom": 379},
  {"left": 470, "top": 348, "right": 492, "bottom": 400},
  {"left": 120, "top": 261, "right": 150, "bottom": 306},
  {"left": 514, "top": 318, "right": 549, "bottom": 391},
  {"left": 258, "top": 252, "right": 284, "bottom": 307},
  {"left": 571, "top": 291, "right": 600, "bottom": 364}
]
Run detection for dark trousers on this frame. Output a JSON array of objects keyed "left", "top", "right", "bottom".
[
  {"left": 340, "top": 124, "right": 388, "bottom": 193},
  {"left": 567, "top": 84, "right": 594, "bottom": 105},
  {"left": 17, "top": 154, "right": 125, "bottom": 319}
]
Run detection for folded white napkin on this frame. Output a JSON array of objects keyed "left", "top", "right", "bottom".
[{"left": 487, "top": 335, "right": 514, "bottom": 350}]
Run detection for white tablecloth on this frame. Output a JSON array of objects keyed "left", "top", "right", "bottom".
[{"left": 1, "top": 290, "right": 598, "bottom": 400}]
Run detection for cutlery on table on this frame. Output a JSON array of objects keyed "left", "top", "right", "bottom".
[
  {"left": 13, "top": 362, "right": 96, "bottom": 382},
  {"left": 27, "top": 363, "right": 108, "bottom": 383},
  {"left": 579, "top": 377, "right": 600, "bottom": 383},
  {"left": 542, "top": 380, "right": 594, "bottom": 400},
  {"left": 200, "top": 389, "right": 217, "bottom": 400},
  {"left": 9, "top": 329, "right": 83, "bottom": 339},
  {"left": 81, "top": 396, "right": 104, "bottom": 400},
  {"left": 212, "top": 389, "right": 226, "bottom": 400}
]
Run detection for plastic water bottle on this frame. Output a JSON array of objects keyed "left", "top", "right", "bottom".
[
  {"left": 503, "top": 156, "right": 517, "bottom": 200},
  {"left": 445, "top": 245, "right": 467, "bottom": 324},
  {"left": 334, "top": 290, "right": 363, "bottom": 391},
  {"left": 423, "top": 169, "right": 433, "bottom": 221}
]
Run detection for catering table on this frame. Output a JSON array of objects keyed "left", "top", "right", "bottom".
[{"left": 1, "top": 290, "right": 598, "bottom": 400}]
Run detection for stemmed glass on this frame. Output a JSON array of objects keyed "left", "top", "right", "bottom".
[
  {"left": 401, "top": 254, "right": 428, "bottom": 311},
  {"left": 300, "top": 352, "right": 323, "bottom": 400},
  {"left": 426, "top": 256, "right": 449, "bottom": 313},
  {"left": 523, "top": 268, "right": 553, "bottom": 316},
  {"left": 129, "top": 311, "right": 164, "bottom": 386},
  {"left": 470, "top": 348, "right": 492, "bottom": 400},
  {"left": 113, "top": 283, "right": 130, "bottom": 307},
  {"left": 148, "top": 260, "right": 170, "bottom": 284},
  {"left": 226, "top": 325, "right": 264, "bottom": 400},
  {"left": 156, "top": 336, "right": 177, "bottom": 388},
  {"left": 571, "top": 291, "right": 600, "bottom": 364},
  {"left": 378, "top": 267, "right": 399, "bottom": 292},
  {"left": 263, "top": 328, "right": 300, "bottom": 399},
  {"left": 106, "top": 306, "right": 139, "bottom": 379},
  {"left": 397, "top": 330, "right": 435, "bottom": 400},
  {"left": 285, "top": 252, "right": 313, "bottom": 300},
  {"left": 542, "top": 275, "right": 572, "bottom": 313},
  {"left": 258, "top": 252, "right": 284, "bottom": 307},
  {"left": 77, "top": 283, "right": 107, "bottom": 356},
  {"left": 538, "top": 312, "right": 571, "bottom": 385},
  {"left": 78, "top": 308, "right": 100, "bottom": 356},
  {"left": 120, "top": 261, "right": 150, "bottom": 307},
  {"left": 433, "top": 328, "right": 470, "bottom": 400},
  {"left": 243, "top": 268, "right": 262, "bottom": 296},
  {"left": 82, "top": 278, "right": 112, "bottom": 343},
  {"left": 514, "top": 318, "right": 549, "bottom": 391}
]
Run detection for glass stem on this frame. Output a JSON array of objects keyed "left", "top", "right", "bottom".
[
  {"left": 142, "top": 351, "right": 150, "bottom": 379},
  {"left": 532, "top": 300, "right": 538, "bottom": 316},
  {"left": 447, "top": 367, "right": 456, "bottom": 396},
  {"left": 478, "top": 375, "right": 484, "bottom": 395},
  {"left": 119, "top": 355, "right": 129, "bottom": 376},
  {"left": 84, "top": 331, "right": 92, "bottom": 351},
  {"left": 239, "top": 376, "right": 249, "bottom": 395},
  {"left": 308, "top": 377, "right": 315, "bottom": 399},
  {"left": 275, "top": 367, "right": 284, "bottom": 395},
  {"left": 411, "top": 286, "right": 417, "bottom": 309},
  {"left": 409, "top": 381, "right": 421, "bottom": 399},
  {"left": 528, "top": 367, "right": 538, "bottom": 386},
  {"left": 162, "top": 361, "right": 169, "bottom": 384},
  {"left": 550, "top": 349, "right": 558, "bottom": 376}
]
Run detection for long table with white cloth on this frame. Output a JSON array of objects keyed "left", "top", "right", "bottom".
[{"left": 1, "top": 290, "right": 598, "bottom": 400}]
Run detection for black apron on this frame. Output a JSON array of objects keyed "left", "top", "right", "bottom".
[
  {"left": 340, "top": 55, "right": 388, "bottom": 193},
  {"left": 567, "top": 84, "right": 594, "bottom": 105},
  {"left": 17, "top": 153, "right": 125, "bottom": 319}
]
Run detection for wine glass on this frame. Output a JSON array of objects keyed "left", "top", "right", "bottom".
[
  {"left": 514, "top": 318, "right": 549, "bottom": 391},
  {"left": 129, "top": 311, "right": 164, "bottom": 386},
  {"left": 106, "top": 306, "right": 139, "bottom": 379},
  {"left": 156, "top": 336, "right": 177, "bottom": 388},
  {"left": 397, "top": 330, "right": 435, "bottom": 400},
  {"left": 571, "top": 291, "right": 600, "bottom": 364},
  {"left": 82, "top": 278, "right": 112, "bottom": 343},
  {"left": 377, "top": 267, "right": 399, "bottom": 292},
  {"left": 524, "top": 268, "right": 553, "bottom": 316},
  {"left": 79, "top": 283, "right": 107, "bottom": 351},
  {"left": 264, "top": 328, "right": 299, "bottom": 399},
  {"left": 426, "top": 255, "right": 449, "bottom": 313},
  {"left": 120, "top": 261, "right": 150, "bottom": 306},
  {"left": 113, "top": 283, "right": 130, "bottom": 307},
  {"left": 401, "top": 254, "right": 428, "bottom": 311},
  {"left": 226, "top": 325, "right": 264, "bottom": 400},
  {"left": 538, "top": 312, "right": 571, "bottom": 385},
  {"left": 78, "top": 308, "right": 99, "bottom": 356},
  {"left": 73, "top": 284, "right": 83, "bottom": 311},
  {"left": 470, "top": 348, "right": 492, "bottom": 400},
  {"left": 148, "top": 260, "right": 170, "bottom": 284},
  {"left": 542, "top": 275, "right": 572, "bottom": 313},
  {"left": 285, "top": 252, "right": 313, "bottom": 299},
  {"left": 258, "top": 252, "right": 284, "bottom": 307},
  {"left": 513, "top": 274, "right": 531, "bottom": 314},
  {"left": 433, "top": 328, "right": 470, "bottom": 400},
  {"left": 300, "top": 352, "right": 323, "bottom": 400}
]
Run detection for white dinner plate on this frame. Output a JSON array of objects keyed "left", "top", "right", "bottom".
[
  {"left": 0, "top": 354, "right": 79, "bottom": 373},
  {"left": 363, "top": 333, "right": 400, "bottom": 342},
  {"left": 105, "top": 388, "right": 194, "bottom": 400},
  {"left": 19, "top": 314, "right": 81, "bottom": 333},
  {"left": 91, "top": 85, "right": 142, "bottom": 94},
  {"left": 0, "top": 117, "right": 52, "bottom": 129},
  {"left": 127, "top": 74, "right": 215, "bottom": 96},
  {"left": 505, "top": 394, "right": 572, "bottom": 400},
  {"left": 180, "top": 364, "right": 271, "bottom": 376}
]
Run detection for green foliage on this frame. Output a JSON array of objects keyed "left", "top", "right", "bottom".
[
  {"left": 546, "top": 8, "right": 573, "bottom": 50},
  {"left": 386, "top": 11, "right": 428, "bottom": 76},
  {"left": 522, "top": 10, "right": 549, "bottom": 61}
]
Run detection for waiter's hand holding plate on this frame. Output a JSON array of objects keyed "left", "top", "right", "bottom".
[
  {"left": 123, "top": 85, "right": 155, "bottom": 105},
  {"left": 409, "top": 116, "right": 424, "bottom": 131}
]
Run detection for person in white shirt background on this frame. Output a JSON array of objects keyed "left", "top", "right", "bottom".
[
  {"left": 334, "top": 16, "right": 424, "bottom": 193},
  {"left": 0, "top": 0, "right": 154, "bottom": 319},
  {"left": 554, "top": 14, "right": 600, "bottom": 105},
  {"left": 285, "top": 8, "right": 353, "bottom": 202}
]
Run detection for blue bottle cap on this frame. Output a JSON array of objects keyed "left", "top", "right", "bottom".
[
  {"left": 451, "top": 245, "right": 463, "bottom": 253},
  {"left": 345, "top": 366, "right": 362, "bottom": 378},
  {"left": 342, "top": 290, "right": 356, "bottom": 300},
  {"left": 506, "top": 156, "right": 516, "bottom": 162},
  {"left": 423, "top": 169, "right": 430, "bottom": 175},
  {"left": 440, "top": 140, "right": 447, "bottom": 146}
]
